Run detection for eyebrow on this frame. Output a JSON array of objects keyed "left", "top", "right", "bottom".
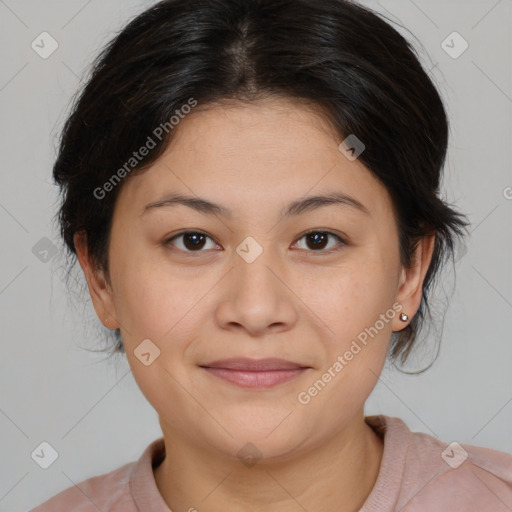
[{"left": 141, "top": 191, "right": 371, "bottom": 219}]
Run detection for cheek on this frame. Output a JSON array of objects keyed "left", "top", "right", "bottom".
[
  {"left": 109, "top": 249, "right": 202, "bottom": 347},
  {"left": 303, "top": 256, "right": 398, "bottom": 343},
  {"left": 298, "top": 270, "right": 394, "bottom": 415},
  {"left": 301, "top": 256, "right": 398, "bottom": 408}
]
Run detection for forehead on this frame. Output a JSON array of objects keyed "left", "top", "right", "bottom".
[
  {"left": 117, "top": 97, "right": 396, "bottom": 224},
  {"left": 170, "top": 96, "right": 342, "bottom": 165}
]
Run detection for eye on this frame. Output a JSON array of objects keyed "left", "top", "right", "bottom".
[
  {"left": 164, "top": 230, "right": 346, "bottom": 254},
  {"left": 292, "top": 230, "right": 345, "bottom": 253},
  {"left": 165, "top": 231, "right": 220, "bottom": 252}
]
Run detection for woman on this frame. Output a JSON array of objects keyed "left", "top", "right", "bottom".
[{"left": 31, "top": 0, "right": 512, "bottom": 510}]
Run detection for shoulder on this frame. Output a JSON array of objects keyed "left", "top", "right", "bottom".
[
  {"left": 407, "top": 427, "right": 512, "bottom": 509},
  {"left": 371, "top": 415, "right": 512, "bottom": 511},
  {"left": 29, "top": 437, "right": 166, "bottom": 511},
  {"left": 28, "top": 461, "right": 136, "bottom": 512}
]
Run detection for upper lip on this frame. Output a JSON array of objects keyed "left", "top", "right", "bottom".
[{"left": 200, "top": 358, "right": 309, "bottom": 371}]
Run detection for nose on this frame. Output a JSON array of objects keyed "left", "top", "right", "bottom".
[{"left": 214, "top": 250, "right": 299, "bottom": 337}]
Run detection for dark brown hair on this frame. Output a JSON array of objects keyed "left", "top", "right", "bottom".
[{"left": 52, "top": 0, "right": 469, "bottom": 369}]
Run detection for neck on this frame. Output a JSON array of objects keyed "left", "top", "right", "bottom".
[{"left": 154, "top": 411, "right": 384, "bottom": 512}]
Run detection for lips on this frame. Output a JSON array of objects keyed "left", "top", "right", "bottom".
[
  {"left": 200, "top": 358, "right": 310, "bottom": 389},
  {"left": 200, "top": 358, "right": 307, "bottom": 371}
]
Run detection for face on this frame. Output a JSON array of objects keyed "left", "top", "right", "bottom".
[{"left": 78, "top": 96, "right": 431, "bottom": 461}]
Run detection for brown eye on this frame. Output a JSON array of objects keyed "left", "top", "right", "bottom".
[
  {"left": 294, "top": 231, "right": 345, "bottom": 252},
  {"left": 166, "top": 231, "right": 219, "bottom": 252}
]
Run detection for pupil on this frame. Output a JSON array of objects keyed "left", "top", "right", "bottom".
[
  {"left": 185, "top": 233, "right": 205, "bottom": 250},
  {"left": 308, "top": 232, "right": 327, "bottom": 250}
]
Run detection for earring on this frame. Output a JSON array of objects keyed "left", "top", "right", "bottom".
[{"left": 400, "top": 313, "right": 409, "bottom": 322}]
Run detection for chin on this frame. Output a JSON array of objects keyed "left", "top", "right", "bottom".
[{"left": 212, "top": 415, "right": 316, "bottom": 462}]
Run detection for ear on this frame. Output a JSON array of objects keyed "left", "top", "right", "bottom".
[
  {"left": 74, "top": 231, "right": 119, "bottom": 329},
  {"left": 393, "top": 233, "right": 436, "bottom": 332}
]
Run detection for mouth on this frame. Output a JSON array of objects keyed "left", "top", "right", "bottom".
[{"left": 199, "top": 358, "right": 311, "bottom": 389}]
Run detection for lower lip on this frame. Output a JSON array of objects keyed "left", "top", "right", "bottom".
[{"left": 202, "top": 367, "right": 307, "bottom": 388}]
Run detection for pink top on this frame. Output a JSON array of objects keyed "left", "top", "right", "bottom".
[{"left": 30, "top": 415, "right": 512, "bottom": 511}]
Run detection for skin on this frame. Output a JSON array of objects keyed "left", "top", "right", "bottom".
[{"left": 75, "top": 96, "right": 435, "bottom": 512}]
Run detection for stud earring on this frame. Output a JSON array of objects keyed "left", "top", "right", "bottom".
[{"left": 400, "top": 313, "right": 409, "bottom": 322}]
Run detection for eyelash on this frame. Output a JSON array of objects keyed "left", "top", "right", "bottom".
[{"left": 163, "top": 230, "right": 346, "bottom": 255}]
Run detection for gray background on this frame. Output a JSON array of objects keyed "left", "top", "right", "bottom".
[{"left": 0, "top": 0, "right": 511, "bottom": 510}]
